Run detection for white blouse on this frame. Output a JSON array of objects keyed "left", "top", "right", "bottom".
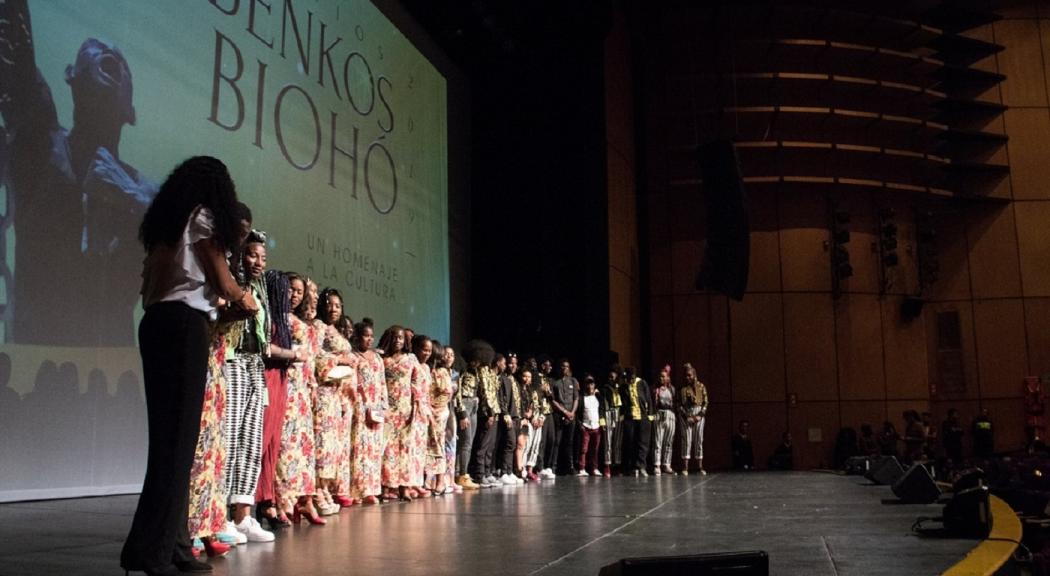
[{"left": 140, "top": 206, "right": 220, "bottom": 319}]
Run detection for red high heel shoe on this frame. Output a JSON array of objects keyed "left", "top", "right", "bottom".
[
  {"left": 202, "top": 538, "right": 231, "bottom": 558},
  {"left": 334, "top": 494, "right": 355, "bottom": 507},
  {"left": 362, "top": 495, "right": 379, "bottom": 505},
  {"left": 293, "top": 503, "right": 327, "bottom": 525}
]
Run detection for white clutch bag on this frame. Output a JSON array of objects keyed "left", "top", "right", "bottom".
[{"left": 327, "top": 365, "right": 354, "bottom": 381}]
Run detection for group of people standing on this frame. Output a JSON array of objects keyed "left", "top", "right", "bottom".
[
  {"left": 118, "top": 156, "right": 712, "bottom": 576},
  {"left": 449, "top": 354, "right": 710, "bottom": 491}
]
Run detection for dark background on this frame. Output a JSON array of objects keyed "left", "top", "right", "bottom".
[{"left": 400, "top": 1, "right": 617, "bottom": 372}]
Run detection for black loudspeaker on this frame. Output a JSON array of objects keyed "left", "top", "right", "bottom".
[
  {"left": 845, "top": 456, "right": 873, "bottom": 475},
  {"left": 901, "top": 297, "right": 924, "bottom": 321},
  {"left": 943, "top": 485, "right": 991, "bottom": 538},
  {"left": 696, "top": 140, "right": 749, "bottom": 301},
  {"left": 892, "top": 464, "right": 942, "bottom": 504},
  {"left": 598, "top": 551, "right": 769, "bottom": 576},
  {"left": 952, "top": 468, "right": 985, "bottom": 492},
  {"left": 865, "top": 456, "right": 904, "bottom": 485}
]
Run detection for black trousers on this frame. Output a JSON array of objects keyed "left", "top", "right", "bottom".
[
  {"left": 121, "top": 302, "right": 209, "bottom": 571},
  {"left": 538, "top": 415, "right": 556, "bottom": 470},
  {"left": 553, "top": 415, "right": 578, "bottom": 474},
  {"left": 470, "top": 415, "right": 499, "bottom": 480},
  {"left": 499, "top": 417, "right": 521, "bottom": 473},
  {"left": 621, "top": 419, "right": 652, "bottom": 472}
]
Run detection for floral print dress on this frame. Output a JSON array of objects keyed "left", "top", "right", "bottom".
[
  {"left": 276, "top": 313, "right": 317, "bottom": 507},
  {"left": 426, "top": 366, "right": 453, "bottom": 476},
  {"left": 316, "top": 324, "right": 356, "bottom": 494},
  {"left": 406, "top": 360, "right": 433, "bottom": 485},
  {"left": 382, "top": 353, "right": 415, "bottom": 488},
  {"left": 188, "top": 325, "right": 230, "bottom": 539},
  {"left": 351, "top": 350, "right": 387, "bottom": 499},
  {"left": 313, "top": 322, "right": 346, "bottom": 484}
]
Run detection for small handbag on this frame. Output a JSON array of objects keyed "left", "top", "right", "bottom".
[
  {"left": 326, "top": 365, "right": 353, "bottom": 382},
  {"left": 367, "top": 404, "right": 386, "bottom": 424}
]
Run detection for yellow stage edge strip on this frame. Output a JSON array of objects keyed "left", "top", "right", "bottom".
[{"left": 943, "top": 495, "right": 1022, "bottom": 576}]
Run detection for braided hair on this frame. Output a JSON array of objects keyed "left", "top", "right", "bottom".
[{"left": 265, "top": 270, "right": 291, "bottom": 350}]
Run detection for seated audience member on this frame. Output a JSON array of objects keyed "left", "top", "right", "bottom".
[
  {"left": 768, "top": 432, "right": 793, "bottom": 471},
  {"left": 878, "top": 421, "right": 900, "bottom": 458},
  {"left": 902, "top": 410, "right": 926, "bottom": 464},
  {"left": 858, "top": 424, "right": 879, "bottom": 457},
  {"left": 731, "top": 420, "right": 754, "bottom": 470}
]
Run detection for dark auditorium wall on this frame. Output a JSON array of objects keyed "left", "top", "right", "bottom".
[
  {"left": 632, "top": 2, "right": 1050, "bottom": 470},
  {"left": 606, "top": 10, "right": 642, "bottom": 371}
]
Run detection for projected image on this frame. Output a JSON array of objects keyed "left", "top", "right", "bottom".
[
  {"left": 0, "top": 0, "right": 450, "bottom": 500},
  {"left": 1, "top": 0, "right": 156, "bottom": 346}
]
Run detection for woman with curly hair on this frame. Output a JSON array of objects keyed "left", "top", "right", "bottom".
[
  {"left": 122, "top": 156, "right": 258, "bottom": 576},
  {"left": 351, "top": 318, "right": 387, "bottom": 504},
  {"left": 314, "top": 288, "right": 358, "bottom": 510},
  {"left": 380, "top": 325, "right": 415, "bottom": 500},
  {"left": 425, "top": 341, "right": 454, "bottom": 495},
  {"left": 407, "top": 333, "right": 435, "bottom": 497}
]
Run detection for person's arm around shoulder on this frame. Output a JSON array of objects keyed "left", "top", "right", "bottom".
[{"left": 193, "top": 237, "right": 258, "bottom": 312}]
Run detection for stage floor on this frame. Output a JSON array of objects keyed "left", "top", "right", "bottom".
[{"left": 0, "top": 471, "right": 978, "bottom": 575}]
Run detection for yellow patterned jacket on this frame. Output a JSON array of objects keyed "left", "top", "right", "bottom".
[{"left": 478, "top": 365, "right": 502, "bottom": 418}]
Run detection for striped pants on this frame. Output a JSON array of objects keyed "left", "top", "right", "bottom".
[
  {"left": 521, "top": 420, "right": 542, "bottom": 468},
  {"left": 223, "top": 354, "right": 265, "bottom": 505},
  {"left": 653, "top": 409, "right": 676, "bottom": 469},
  {"left": 680, "top": 410, "right": 706, "bottom": 460},
  {"left": 602, "top": 409, "right": 621, "bottom": 466}
]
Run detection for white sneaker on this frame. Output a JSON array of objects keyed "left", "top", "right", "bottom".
[
  {"left": 500, "top": 474, "right": 518, "bottom": 485},
  {"left": 515, "top": 475, "right": 525, "bottom": 484},
  {"left": 541, "top": 468, "right": 556, "bottom": 479},
  {"left": 653, "top": 468, "right": 662, "bottom": 476},
  {"left": 223, "top": 521, "right": 248, "bottom": 545},
  {"left": 699, "top": 469, "right": 707, "bottom": 476},
  {"left": 577, "top": 470, "right": 589, "bottom": 477},
  {"left": 235, "top": 517, "right": 275, "bottom": 543}
]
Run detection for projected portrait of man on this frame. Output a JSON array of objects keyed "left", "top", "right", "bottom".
[{"left": 0, "top": 0, "right": 156, "bottom": 346}]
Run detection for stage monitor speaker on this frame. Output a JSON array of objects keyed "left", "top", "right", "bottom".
[
  {"left": 598, "top": 551, "right": 769, "bottom": 576},
  {"left": 943, "top": 485, "right": 991, "bottom": 538},
  {"left": 892, "top": 464, "right": 941, "bottom": 504},
  {"left": 952, "top": 468, "right": 985, "bottom": 493},
  {"left": 696, "top": 140, "right": 749, "bottom": 301},
  {"left": 845, "top": 456, "right": 872, "bottom": 476},
  {"left": 865, "top": 456, "right": 904, "bottom": 485},
  {"left": 901, "top": 297, "right": 924, "bottom": 321}
]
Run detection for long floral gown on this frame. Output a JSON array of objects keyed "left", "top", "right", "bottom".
[
  {"left": 406, "top": 360, "right": 433, "bottom": 486},
  {"left": 426, "top": 366, "right": 453, "bottom": 476},
  {"left": 188, "top": 325, "right": 230, "bottom": 539},
  {"left": 313, "top": 322, "right": 343, "bottom": 486},
  {"left": 321, "top": 325, "right": 359, "bottom": 497},
  {"left": 351, "top": 350, "right": 387, "bottom": 499},
  {"left": 276, "top": 313, "right": 317, "bottom": 509},
  {"left": 381, "top": 353, "right": 416, "bottom": 487}
]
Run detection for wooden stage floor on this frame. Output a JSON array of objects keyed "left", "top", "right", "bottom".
[{"left": 0, "top": 471, "right": 978, "bottom": 575}]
